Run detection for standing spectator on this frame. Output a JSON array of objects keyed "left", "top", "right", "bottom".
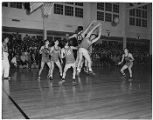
[{"left": 2, "top": 37, "right": 10, "bottom": 80}]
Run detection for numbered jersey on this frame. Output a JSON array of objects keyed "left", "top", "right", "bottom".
[
  {"left": 51, "top": 46, "right": 60, "bottom": 62},
  {"left": 65, "top": 47, "right": 75, "bottom": 64},
  {"left": 41, "top": 46, "right": 50, "bottom": 63}
]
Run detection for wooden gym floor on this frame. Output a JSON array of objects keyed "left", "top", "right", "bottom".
[{"left": 2, "top": 64, "right": 152, "bottom": 119}]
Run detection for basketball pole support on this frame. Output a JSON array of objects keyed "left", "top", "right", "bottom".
[
  {"left": 43, "top": 16, "right": 47, "bottom": 40},
  {"left": 122, "top": 3, "right": 127, "bottom": 49},
  {"left": 42, "top": 3, "right": 47, "bottom": 41}
]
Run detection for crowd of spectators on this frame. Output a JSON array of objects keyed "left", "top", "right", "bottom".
[
  {"left": 91, "top": 41, "right": 122, "bottom": 67},
  {"left": 91, "top": 41, "right": 151, "bottom": 67},
  {"left": 2, "top": 32, "right": 151, "bottom": 69},
  {"left": 3, "top": 33, "right": 43, "bottom": 69}
]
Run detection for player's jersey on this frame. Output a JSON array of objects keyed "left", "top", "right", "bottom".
[
  {"left": 124, "top": 53, "right": 133, "bottom": 67},
  {"left": 41, "top": 46, "right": 50, "bottom": 62},
  {"left": 124, "top": 54, "right": 132, "bottom": 62},
  {"left": 79, "top": 38, "right": 92, "bottom": 50},
  {"left": 77, "top": 32, "right": 83, "bottom": 42},
  {"left": 65, "top": 47, "right": 75, "bottom": 64},
  {"left": 2, "top": 43, "right": 8, "bottom": 53},
  {"left": 51, "top": 46, "right": 60, "bottom": 62},
  {"left": 2, "top": 43, "right": 9, "bottom": 60}
]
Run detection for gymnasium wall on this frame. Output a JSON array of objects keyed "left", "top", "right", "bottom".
[
  {"left": 2, "top": 3, "right": 84, "bottom": 33},
  {"left": 2, "top": 3, "right": 152, "bottom": 54}
]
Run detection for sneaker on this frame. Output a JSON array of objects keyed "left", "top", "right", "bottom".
[
  {"left": 60, "top": 75, "right": 63, "bottom": 79},
  {"left": 72, "top": 79, "right": 77, "bottom": 85},
  {"left": 49, "top": 76, "right": 53, "bottom": 81},
  {"left": 122, "top": 73, "right": 126, "bottom": 77},
  {"left": 61, "top": 78, "right": 65, "bottom": 83},
  {"left": 38, "top": 76, "right": 40, "bottom": 80},
  {"left": 84, "top": 68, "right": 89, "bottom": 74},
  {"left": 129, "top": 77, "right": 133, "bottom": 82},
  {"left": 88, "top": 71, "right": 95, "bottom": 76}
]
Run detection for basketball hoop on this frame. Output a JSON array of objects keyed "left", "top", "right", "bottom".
[
  {"left": 24, "top": 2, "right": 54, "bottom": 17},
  {"left": 41, "top": 3, "right": 54, "bottom": 17},
  {"left": 24, "top": 2, "right": 54, "bottom": 40}
]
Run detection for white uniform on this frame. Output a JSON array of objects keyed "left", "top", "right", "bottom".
[{"left": 2, "top": 43, "right": 10, "bottom": 78}]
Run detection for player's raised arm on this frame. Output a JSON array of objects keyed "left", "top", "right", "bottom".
[
  {"left": 81, "top": 20, "right": 97, "bottom": 38},
  {"left": 91, "top": 24, "right": 102, "bottom": 44},
  {"left": 69, "top": 33, "right": 77, "bottom": 39}
]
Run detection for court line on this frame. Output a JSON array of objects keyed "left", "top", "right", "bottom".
[{"left": 3, "top": 88, "right": 30, "bottom": 119}]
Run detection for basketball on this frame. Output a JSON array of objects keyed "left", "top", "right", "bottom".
[
  {"left": 114, "top": 17, "right": 119, "bottom": 24},
  {"left": 111, "top": 17, "right": 119, "bottom": 26},
  {"left": 42, "top": 48, "right": 49, "bottom": 54}
]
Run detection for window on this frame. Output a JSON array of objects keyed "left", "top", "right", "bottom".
[
  {"left": 142, "top": 19, "right": 147, "bottom": 27},
  {"left": 65, "top": 6, "right": 73, "bottom": 16},
  {"left": 97, "top": 3, "right": 119, "bottom": 22},
  {"left": 10, "top": 2, "right": 22, "bottom": 9},
  {"left": 113, "top": 4, "right": 119, "bottom": 13},
  {"left": 75, "top": 2, "right": 83, "bottom": 6},
  {"left": 129, "top": 9, "right": 135, "bottom": 16},
  {"left": 75, "top": 8, "right": 83, "bottom": 18},
  {"left": 54, "top": 4, "right": 63, "bottom": 15},
  {"left": 97, "top": 11, "right": 104, "bottom": 21},
  {"left": 105, "top": 3, "right": 112, "bottom": 12},
  {"left": 136, "top": 9, "right": 141, "bottom": 17},
  {"left": 97, "top": 3, "right": 104, "bottom": 10},
  {"left": 142, "top": 5, "right": 147, "bottom": 10},
  {"left": 105, "top": 13, "right": 112, "bottom": 22},
  {"left": 136, "top": 18, "right": 141, "bottom": 26},
  {"left": 142, "top": 11, "right": 147, "bottom": 18},
  {"left": 54, "top": 3, "right": 83, "bottom": 18},
  {"left": 129, "top": 4, "right": 147, "bottom": 27},
  {"left": 129, "top": 17, "right": 135, "bottom": 25},
  {"left": 2, "top": 2, "right": 8, "bottom": 7}
]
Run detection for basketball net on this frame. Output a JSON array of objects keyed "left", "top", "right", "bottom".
[
  {"left": 27, "top": 2, "right": 54, "bottom": 40},
  {"left": 28, "top": 2, "right": 54, "bottom": 17},
  {"left": 41, "top": 2, "right": 54, "bottom": 17}
]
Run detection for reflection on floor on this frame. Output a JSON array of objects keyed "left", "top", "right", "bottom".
[{"left": 2, "top": 64, "right": 152, "bottom": 119}]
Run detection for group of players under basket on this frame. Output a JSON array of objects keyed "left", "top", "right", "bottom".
[{"left": 37, "top": 20, "right": 134, "bottom": 84}]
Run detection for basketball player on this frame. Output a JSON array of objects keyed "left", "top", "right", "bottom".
[
  {"left": 61, "top": 41, "right": 78, "bottom": 84},
  {"left": 38, "top": 40, "right": 51, "bottom": 79},
  {"left": 2, "top": 37, "right": 10, "bottom": 80},
  {"left": 49, "top": 40, "right": 63, "bottom": 80},
  {"left": 69, "top": 20, "right": 97, "bottom": 71},
  {"left": 118, "top": 48, "right": 134, "bottom": 80},
  {"left": 77, "top": 22, "right": 102, "bottom": 75}
]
